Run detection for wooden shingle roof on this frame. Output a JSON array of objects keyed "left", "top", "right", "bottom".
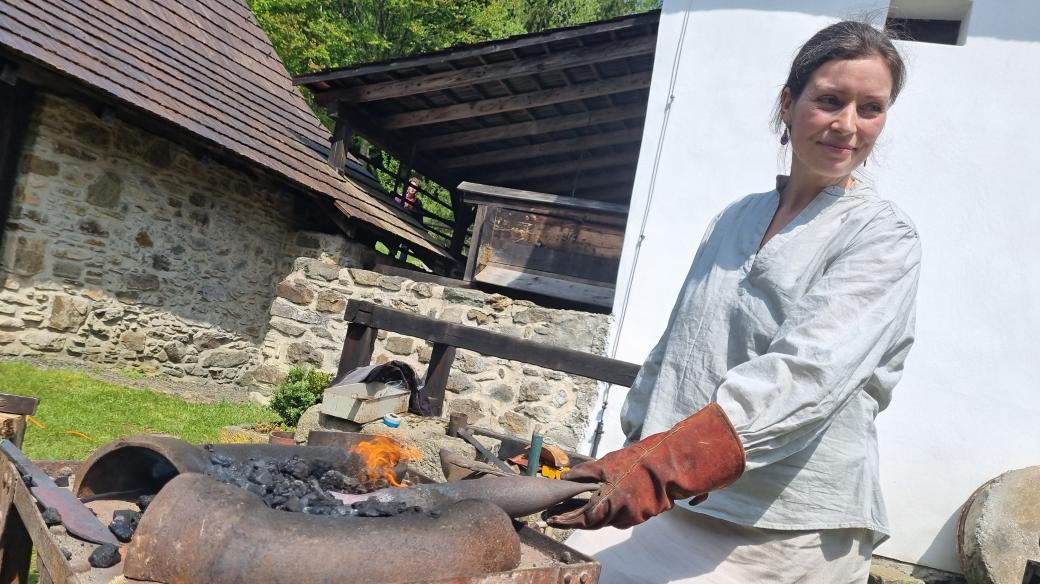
[{"left": 0, "top": 0, "right": 448, "bottom": 258}]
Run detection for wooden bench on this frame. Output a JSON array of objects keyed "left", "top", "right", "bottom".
[{"left": 337, "top": 300, "right": 640, "bottom": 416}]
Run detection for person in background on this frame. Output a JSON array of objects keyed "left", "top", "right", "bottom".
[
  {"left": 394, "top": 176, "right": 425, "bottom": 218},
  {"left": 550, "top": 21, "right": 920, "bottom": 584}
]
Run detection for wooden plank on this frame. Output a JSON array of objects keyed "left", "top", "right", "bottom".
[
  {"left": 423, "top": 343, "right": 456, "bottom": 417},
  {"left": 344, "top": 301, "right": 639, "bottom": 387},
  {"left": 476, "top": 151, "right": 637, "bottom": 184},
  {"left": 488, "top": 207, "right": 623, "bottom": 258},
  {"left": 460, "top": 182, "right": 628, "bottom": 215},
  {"left": 313, "top": 35, "right": 656, "bottom": 104},
  {"left": 381, "top": 73, "right": 652, "bottom": 130},
  {"left": 416, "top": 103, "right": 646, "bottom": 150},
  {"left": 294, "top": 12, "right": 658, "bottom": 85},
  {"left": 0, "top": 394, "right": 38, "bottom": 417},
  {"left": 439, "top": 127, "right": 643, "bottom": 169},
  {"left": 485, "top": 229, "right": 621, "bottom": 285},
  {"left": 0, "top": 462, "right": 82, "bottom": 584},
  {"left": 474, "top": 263, "right": 615, "bottom": 308},
  {"left": 336, "top": 322, "right": 378, "bottom": 378}
]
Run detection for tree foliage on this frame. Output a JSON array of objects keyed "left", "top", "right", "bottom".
[{"left": 248, "top": 0, "right": 661, "bottom": 76}]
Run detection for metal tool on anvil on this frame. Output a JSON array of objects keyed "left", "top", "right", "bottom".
[
  {"left": 333, "top": 474, "right": 599, "bottom": 518},
  {"left": 0, "top": 439, "right": 119, "bottom": 546}
]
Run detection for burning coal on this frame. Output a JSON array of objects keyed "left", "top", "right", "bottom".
[{"left": 200, "top": 438, "right": 429, "bottom": 520}]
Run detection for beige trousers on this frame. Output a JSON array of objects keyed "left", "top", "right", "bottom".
[{"left": 564, "top": 509, "right": 873, "bottom": 584}]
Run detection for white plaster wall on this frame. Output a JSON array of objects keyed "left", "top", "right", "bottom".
[{"left": 595, "top": 0, "right": 1040, "bottom": 573}]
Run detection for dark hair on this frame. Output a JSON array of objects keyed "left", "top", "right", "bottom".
[{"left": 772, "top": 21, "right": 906, "bottom": 133}]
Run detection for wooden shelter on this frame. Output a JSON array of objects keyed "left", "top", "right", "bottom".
[{"left": 296, "top": 11, "right": 660, "bottom": 265}]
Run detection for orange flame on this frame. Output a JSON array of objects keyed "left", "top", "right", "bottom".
[{"left": 353, "top": 435, "right": 421, "bottom": 488}]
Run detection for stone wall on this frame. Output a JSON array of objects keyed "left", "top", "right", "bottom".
[
  {"left": 0, "top": 93, "right": 378, "bottom": 383},
  {"left": 256, "top": 258, "right": 612, "bottom": 450}
]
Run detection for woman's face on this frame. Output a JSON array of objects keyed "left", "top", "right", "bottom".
[{"left": 781, "top": 55, "right": 894, "bottom": 186}]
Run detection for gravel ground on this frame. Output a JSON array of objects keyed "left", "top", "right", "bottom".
[{"left": 1, "top": 356, "right": 261, "bottom": 404}]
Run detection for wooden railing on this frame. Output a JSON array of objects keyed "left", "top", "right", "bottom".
[{"left": 337, "top": 300, "right": 640, "bottom": 416}]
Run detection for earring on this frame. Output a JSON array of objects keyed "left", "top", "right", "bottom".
[{"left": 780, "top": 126, "right": 790, "bottom": 146}]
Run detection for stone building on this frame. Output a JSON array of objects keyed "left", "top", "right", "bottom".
[
  {"left": 0, "top": 0, "right": 615, "bottom": 448},
  {"left": 0, "top": 0, "right": 445, "bottom": 379}
]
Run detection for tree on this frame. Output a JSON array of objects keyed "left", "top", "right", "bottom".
[{"left": 248, "top": 0, "right": 661, "bottom": 76}]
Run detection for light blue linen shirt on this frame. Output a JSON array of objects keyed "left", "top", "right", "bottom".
[{"left": 620, "top": 178, "right": 921, "bottom": 542}]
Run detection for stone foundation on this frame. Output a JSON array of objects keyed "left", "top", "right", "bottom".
[{"left": 256, "top": 258, "right": 611, "bottom": 449}]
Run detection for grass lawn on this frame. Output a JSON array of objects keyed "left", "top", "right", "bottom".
[{"left": 0, "top": 361, "right": 277, "bottom": 460}]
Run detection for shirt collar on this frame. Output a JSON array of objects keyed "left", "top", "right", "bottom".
[{"left": 774, "top": 175, "right": 873, "bottom": 198}]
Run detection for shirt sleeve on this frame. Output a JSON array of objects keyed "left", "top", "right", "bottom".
[
  {"left": 621, "top": 210, "right": 725, "bottom": 443},
  {"left": 714, "top": 208, "right": 922, "bottom": 470}
]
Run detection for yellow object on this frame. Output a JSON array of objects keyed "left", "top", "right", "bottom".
[
  {"left": 540, "top": 465, "right": 570, "bottom": 480},
  {"left": 26, "top": 415, "right": 44, "bottom": 429},
  {"left": 65, "top": 430, "right": 94, "bottom": 443}
]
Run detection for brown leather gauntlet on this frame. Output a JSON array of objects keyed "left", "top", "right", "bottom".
[{"left": 546, "top": 403, "right": 745, "bottom": 530}]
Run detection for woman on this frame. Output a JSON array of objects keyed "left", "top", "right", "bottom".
[{"left": 548, "top": 21, "right": 921, "bottom": 584}]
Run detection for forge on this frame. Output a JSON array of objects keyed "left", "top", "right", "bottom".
[{"left": 53, "top": 433, "right": 601, "bottom": 584}]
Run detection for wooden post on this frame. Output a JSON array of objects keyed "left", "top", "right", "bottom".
[
  {"left": 327, "top": 103, "right": 354, "bottom": 170},
  {"left": 0, "top": 501, "right": 32, "bottom": 584},
  {"left": 336, "top": 322, "right": 377, "bottom": 378},
  {"left": 424, "top": 343, "right": 457, "bottom": 417},
  {"left": 0, "top": 416, "right": 25, "bottom": 449},
  {"left": 463, "top": 205, "right": 489, "bottom": 281}
]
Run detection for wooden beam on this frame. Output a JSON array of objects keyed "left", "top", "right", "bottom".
[
  {"left": 343, "top": 300, "right": 640, "bottom": 387},
  {"left": 476, "top": 151, "right": 637, "bottom": 184},
  {"left": 313, "top": 36, "right": 655, "bottom": 104},
  {"left": 381, "top": 73, "right": 652, "bottom": 130},
  {"left": 294, "top": 12, "right": 659, "bottom": 86},
  {"left": 415, "top": 102, "right": 647, "bottom": 151},
  {"left": 0, "top": 394, "right": 38, "bottom": 416},
  {"left": 439, "top": 127, "right": 643, "bottom": 169}
]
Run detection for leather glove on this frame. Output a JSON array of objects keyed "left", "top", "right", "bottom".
[{"left": 546, "top": 403, "right": 745, "bottom": 530}]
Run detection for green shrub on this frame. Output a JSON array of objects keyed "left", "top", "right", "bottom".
[{"left": 269, "top": 366, "right": 334, "bottom": 427}]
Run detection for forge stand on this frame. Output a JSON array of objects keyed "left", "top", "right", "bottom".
[{"left": 0, "top": 453, "right": 600, "bottom": 584}]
